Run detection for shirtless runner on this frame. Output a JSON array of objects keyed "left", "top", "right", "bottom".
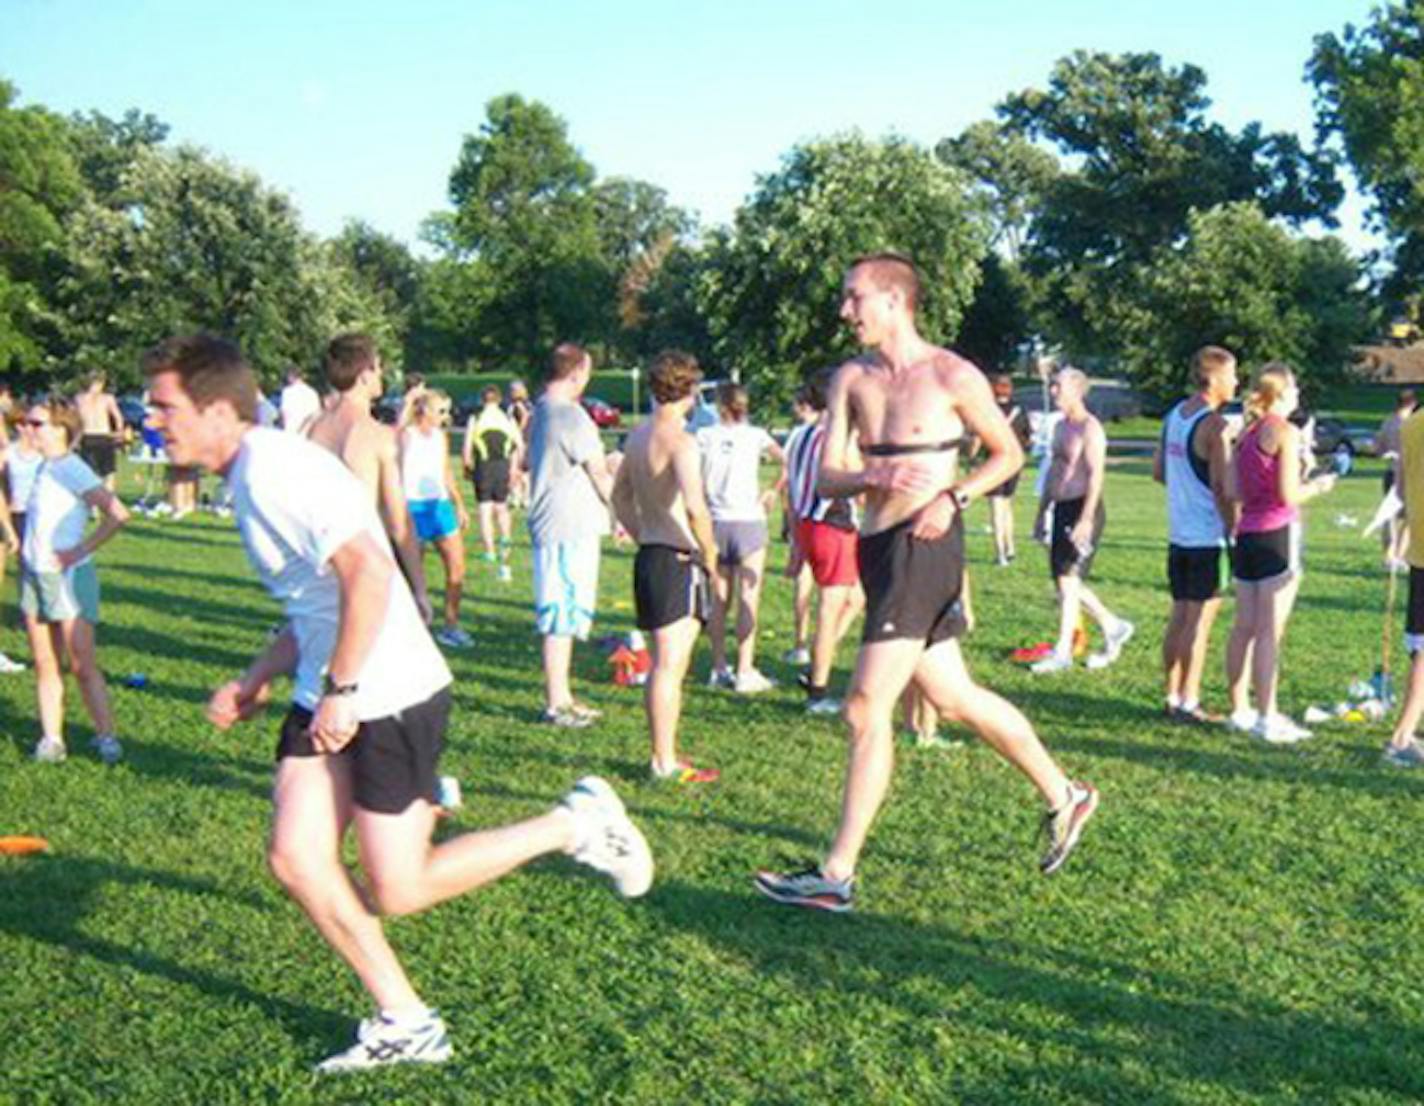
[
  {"left": 611, "top": 351, "right": 721, "bottom": 784},
  {"left": 75, "top": 372, "right": 125, "bottom": 493},
  {"left": 306, "top": 334, "right": 432, "bottom": 623},
  {"left": 1030, "top": 368, "right": 1133, "bottom": 674},
  {"left": 754, "top": 253, "right": 1098, "bottom": 912}
]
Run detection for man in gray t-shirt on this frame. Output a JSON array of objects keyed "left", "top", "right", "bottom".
[{"left": 526, "top": 342, "right": 613, "bottom": 727}]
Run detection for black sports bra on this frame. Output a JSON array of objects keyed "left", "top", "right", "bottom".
[{"left": 863, "top": 437, "right": 964, "bottom": 457}]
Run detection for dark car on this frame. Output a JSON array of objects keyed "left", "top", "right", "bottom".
[
  {"left": 582, "top": 396, "right": 622, "bottom": 428},
  {"left": 1312, "top": 416, "right": 1375, "bottom": 457}
]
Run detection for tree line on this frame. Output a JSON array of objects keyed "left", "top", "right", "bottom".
[{"left": 1, "top": 4, "right": 1418, "bottom": 404}]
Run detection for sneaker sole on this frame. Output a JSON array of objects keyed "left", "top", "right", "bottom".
[
  {"left": 1041, "top": 786, "right": 1099, "bottom": 875},
  {"left": 752, "top": 874, "right": 852, "bottom": 913},
  {"left": 567, "top": 777, "right": 654, "bottom": 898}
]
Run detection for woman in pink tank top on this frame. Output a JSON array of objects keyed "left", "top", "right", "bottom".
[{"left": 1224, "top": 364, "right": 1336, "bottom": 744}]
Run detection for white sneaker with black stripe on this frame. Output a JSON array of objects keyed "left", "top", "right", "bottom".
[
  {"left": 560, "top": 776, "right": 654, "bottom": 898},
  {"left": 316, "top": 1011, "right": 452, "bottom": 1073}
]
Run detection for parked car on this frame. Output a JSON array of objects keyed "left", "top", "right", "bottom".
[
  {"left": 1312, "top": 416, "right": 1375, "bottom": 457},
  {"left": 582, "top": 396, "right": 622, "bottom": 429}
]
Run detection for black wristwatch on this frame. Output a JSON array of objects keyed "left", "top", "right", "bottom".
[
  {"left": 947, "top": 487, "right": 972, "bottom": 512},
  {"left": 322, "top": 673, "right": 359, "bottom": 698}
]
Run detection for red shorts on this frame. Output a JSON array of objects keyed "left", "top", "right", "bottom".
[{"left": 797, "top": 518, "right": 859, "bottom": 588}]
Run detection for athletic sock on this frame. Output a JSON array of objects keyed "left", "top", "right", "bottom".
[
  {"left": 1166, "top": 694, "right": 1182, "bottom": 710},
  {"left": 380, "top": 1004, "right": 435, "bottom": 1027},
  {"left": 1180, "top": 698, "right": 1199, "bottom": 713}
]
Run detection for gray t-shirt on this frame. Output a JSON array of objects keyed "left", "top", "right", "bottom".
[{"left": 526, "top": 396, "right": 608, "bottom": 544}]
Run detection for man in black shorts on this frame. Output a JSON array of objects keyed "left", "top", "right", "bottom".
[
  {"left": 982, "top": 372, "right": 1031, "bottom": 566},
  {"left": 611, "top": 351, "right": 721, "bottom": 784},
  {"left": 754, "top": 254, "right": 1098, "bottom": 913},
  {"left": 145, "top": 334, "right": 654, "bottom": 1073},
  {"left": 461, "top": 385, "right": 522, "bottom": 582}
]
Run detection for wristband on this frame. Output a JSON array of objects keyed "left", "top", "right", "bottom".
[{"left": 322, "top": 673, "right": 359, "bottom": 697}]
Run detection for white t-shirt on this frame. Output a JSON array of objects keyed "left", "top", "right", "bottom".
[
  {"left": 24, "top": 454, "right": 101, "bottom": 572},
  {"left": 696, "top": 422, "right": 776, "bottom": 522},
  {"left": 226, "top": 428, "right": 450, "bottom": 720},
  {"left": 279, "top": 380, "right": 320, "bottom": 434}
]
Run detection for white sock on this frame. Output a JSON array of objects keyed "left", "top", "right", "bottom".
[
  {"left": 1166, "top": 693, "right": 1182, "bottom": 710},
  {"left": 1180, "top": 698, "right": 1198, "bottom": 713},
  {"left": 381, "top": 1003, "right": 434, "bottom": 1026}
]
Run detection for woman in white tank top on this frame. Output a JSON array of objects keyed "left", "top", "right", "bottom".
[{"left": 400, "top": 391, "right": 471, "bottom": 648}]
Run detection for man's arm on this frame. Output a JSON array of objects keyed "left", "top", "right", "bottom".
[
  {"left": 671, "top": 437, "right": 717, "bottom": 575},
  {"left": 310, "top": 532, "right": 395, "bottom": 753},
  {"left": 1034, "top": 422, "right": 1065, "bottom": 533},
  {"left": 952, "top": 367, "right": 1024, "bottom": 503},
  {"left": 208, "top": 626, "right": 299, "bottom": 730},
  {"left": 817, "top": 364, "right": 879, "bottom": 499},
  {"left": 461, "top": 416, "right": 476, "bottom": 471},
  {"left": 609, "top": 451, "right": 640, "bottom": 541},
  {"left": 374, "top": 429, "right": 431, "bottom": 622},
  {"left": 1201, "top": 413, "right": 1239, "bottom": 535}
]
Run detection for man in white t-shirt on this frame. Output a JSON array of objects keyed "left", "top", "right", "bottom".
[
  {"left": 526, "top": 342, "right": 614, "bottom": 727},
  {"left": 143, "top": 333, "right": 653, "bottom": 1075},
  {"left": 278, "top": 366, "right": 320, "bottom": 434}
]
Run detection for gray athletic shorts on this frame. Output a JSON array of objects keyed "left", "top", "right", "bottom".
[{"left": 713, "top": 519, "right": 768, "bottom": 566}]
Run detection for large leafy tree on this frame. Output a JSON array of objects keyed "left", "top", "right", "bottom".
[
  {"left": 442, "top": 94, "right": 611, "bottom": 366},
  {"left": 998, "top": 51, "right": 1342, "bottom": 360},
  {"left": 0, "top": 80, "right": 83, "bottom": 375},
  {"left": 591, "top": 176, "right": 693, "bottom": 350},
  {"left": 1310, "top": 3, "right": 1424, "bottom": 298},
  {"left": 936, "top": 120, "right": 1058, "bottom": 261},
  {"left": 1119, "top": 202, "right": 1373, "bottom": 395},
  {"left": 327, "top": 219, "right": 421, "bottom": 360},
  {"left": 700, "top": 133, "right": 989, "bottom": 410}
]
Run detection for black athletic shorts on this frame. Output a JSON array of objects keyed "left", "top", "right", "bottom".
[
  {"left": 860, "top": 514, "right": 967, "bottom": 646},
  {"left": 473, "top": 459, "right": 511, "bottom": 504},
  {"left": 986, "top": 473, "right": 1020, "bottom": 499},
  {"left": 634, "top": 544, "right": 709, "bottom": 631},
  {"left": 1384, "top": 469, "right": 1397, "bottom": 496},
  {"left": 275, "top": 686, "right": 450, "bottom": 815},
  {"left": 1049, "top": 496, "right": 1104, "bottom": 579},
  {"left": 1232, "top": 525, "right": 1299, "bottom": 582},
  {"left": 1167, "top": 544, "right": 1225, "bottom": 602},
  {"left": 1407, "top": 567, "right": 1424, "bottom": 655},
  {"left": 79, "top": 434, "right": 118, "bottom": 478}
]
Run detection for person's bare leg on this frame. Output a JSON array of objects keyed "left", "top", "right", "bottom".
[
  {"left": 647, "top": 616, "right": 701, "bottom": 773},
  {"left": 1077, "top": 584, "right": 1118, "bottom": 635},
  {"left": 478, "top": 502, "right": 496, "bottom": 559},
  {"left": 1181, "top": 598, "right": 1221, "bottom": 707},
  {"left": 267, "top": 757, "right": 424, "bottom": 1012},
  {"left": 706, "top": 564, "right": 733, "bottom": 675},
  {"left": 734, "top": 546, "right": 767, "bottom": 676},
  {"left": 436, "top": 531, "right": 465, "bottom": 629},
  {"left": 1226, "top": 582, "right": 1259, "bottom": 717},
  {"left": 916, "top": 640, "right": 1073, "bottom": 806},
  {"left": 543, "top": 634, "right": 574, "bottom": 711},
  {"left": 822, "top": 638, "right": 924, "bottom": 880},
  {"left": 1253, "top": 574, "right": 1301, "bottom": 719},
  {"left": 355, "top": 799, "right": 576, "bottom": 917},
  {"left": 1052, "top": 575, "right": 1081, "bottom": 656},
  {"left": 1388, "top": 649, "right": 1424, "bottom": 749},
  {"left": 495, "top": 503, "right": 512, "bottom": 549},
  {"left": 60, "top": 618, "right": 114, "bottom": 736},
  {"left": 793, "top": 565, "right": 813, "bottom": 653},
  {"left": 810, "top": 586, "right": 847, "bottom": 692},
  {"left": 27, "top": 615, "right": 64, "bottom": 740},
  {"left": 1163, "top": 601, "right": 1189, "bottom": 703}
]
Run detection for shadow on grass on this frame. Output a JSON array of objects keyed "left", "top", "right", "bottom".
[
  {"left": 118, "top": 735, "right": 273, "bottom": 803},
  {"left": 0, "top": 855, "right": 346, "bottom": 1049},
  {"left": 644, "top": 879, "right": 1424, "bottom": 1101}
]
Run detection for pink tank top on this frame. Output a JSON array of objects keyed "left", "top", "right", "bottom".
[{"left": 1236, "top": 416, "right": 1298, "bottom": 534}]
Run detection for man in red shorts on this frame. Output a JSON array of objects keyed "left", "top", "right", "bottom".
[{"left": 784, "top": 372, "right": 863, "bottom": 714}]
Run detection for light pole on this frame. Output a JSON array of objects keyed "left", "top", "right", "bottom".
[{"left": 631, "top": 365, "right": 640, "bottom": 419}]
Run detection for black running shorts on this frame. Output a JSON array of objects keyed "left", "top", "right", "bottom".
[
  {"left": 473, "top": 459, "right": 511, "bottom": 504},
  {"left": 986, "top": 473, "right": 1020, "bottom": 499},
  {"left": 1232, "top": 525, "right": 1298, "bottom": 583},
  {"left": 634, "top": 544, "right": 709, "bottom": 631},
  {"left": 1049, "top": 496, "right": 1104, "bottom": 579},
  {"left": 79, "top": 434, "right": 118, "bottom": 478},
  {"left": 860, "top": 514, "right": 967, "bottom": 646},
  {"left": 1167, "top": 544, "right": 1225, "bottom": 602},
  {"left": 276, "top": 686, "right": 450, "bottom": 815}
]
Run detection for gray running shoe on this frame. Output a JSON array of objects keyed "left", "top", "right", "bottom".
[
  {"left": 316, "top": 1012, "right": 452, "bottom": 1073},
  {"left": 753, "top": 866, "right": 854, "bottom": 913},
  {"left": 541, "top": 706, "right": 593, "bottom": 729},
  {"left": 806, "top": 697, "right": 842, "bottom": 717},
  {"left": 91, "top": 735, "right": 123, "bottom": 765},
  {"left": 32, "top": 736, "right": 66, "bottom": 764},
  {"left": 1382, "top": 740, "right": 1424, "bottom": 768},
  {"left": 1040, "top": 781, "right": 1099, "bottom": 875}
]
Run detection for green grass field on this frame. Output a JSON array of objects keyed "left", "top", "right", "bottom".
[{"left": 2, "top": 457, "right": 1421, "bottom": 1104}]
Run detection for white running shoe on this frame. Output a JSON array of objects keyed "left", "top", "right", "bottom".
[
  {"left": 1227, "top": 708, "right": 1259, "bottom": 733},
  {"left": 91, "top": 735, "right": 123, "bottom": 765},
  {"left": 1030, "top": 652, "right": 1073, "bottom": 675},
  {"left": 806, "top": 697, "right": 842, "bottom": 716},
  {"left": 33, "top": 736, "right": 66, "bottom": 763},
  {"left": 1253, "top": 713, "right": 1312, "bottom": 745},
  {"left": 0, "top": 652, "right": 25, "bottom": 674},
  {"left": 782, "top": 647, "right": 811, "bottom": 667},
  {"left": 1086, "top": 620, "right": 1135, "bottom": 669},
  {"left": 706, "top": 667, "right": 735, "bottom": 690},
  {"left": 434, "top": 626, "right": 473, "bottom": 648},
  {"left": 316, "top": 1012, "right": 452, "bottom": 1073},
  {"left": 560, "top": 776, "right": 654, "bottom": 898},
  {"left": 733, "top": 669, "right": 777, "bottom": 694}
]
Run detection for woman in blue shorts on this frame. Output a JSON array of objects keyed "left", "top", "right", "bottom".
[
  {"left": 22, "top": 398, "right": 129, "bottom": 764},
  {"left": 401, "top": 391, "right": 471, "bottom": 648}
]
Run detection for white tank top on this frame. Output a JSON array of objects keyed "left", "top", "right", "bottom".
[
  {"left": 1164, "top": 401, "right": 1225, "bottom": 548},
  {"left": 401, "top": 427, "right": 449, "bottom": 502}
]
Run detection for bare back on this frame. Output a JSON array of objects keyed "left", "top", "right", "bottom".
[
  {"left": 621, "top": 416, "right": 698, "bottom": 550},
  {"left": 77, "top": 390, "right": 122, "bottom": 436}
]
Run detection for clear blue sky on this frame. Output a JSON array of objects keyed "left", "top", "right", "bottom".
[{"left": 3, "top": 0, "right": 1381, "bottom": 253}]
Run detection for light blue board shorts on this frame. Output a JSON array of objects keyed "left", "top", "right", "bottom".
[
  {"left": 21, "top": 562, "right": 100, "bottom": 623},
  {"left": 532, "top": 538, "right": 600, "bottom": 639}
]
